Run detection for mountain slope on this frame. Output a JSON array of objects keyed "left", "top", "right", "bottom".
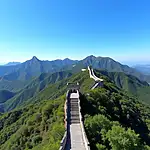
[
  {"left": 0, "top": 65, "right": 15, "bottom": 77},
  {"left": 81, "top": 87, "right": 150, "bottom": 149},
  {"left": 4, "top": 70, "right": 94, "bottom": 112},
  {"left": 69, "top": 55, "right": 150, "bottom": 82},
  {"left": 2, "top": 71, "right": 73, "bottom": 112},
  {"left": 0, "top": 70, "right": 150, "bottom": 150},
  {"left": 0, "top": 56, "right": 77, "bottom": 81},
  {"left": 1, "top": 55, "right": 150, "bottom": 83},
  {"left": 136, "top": 86, "right": 150, "bottom": 105},
  {"left": 94, "top": 69, "right": 149, "bottom": 95},
  {"left": 1, "top": 55, "right": 150, "bottom": 84},
  {"left": 92, "top": 69, "right": 150, "bottom": 105},
  {"left": 0, "top": 70, "right": 95, "bottom": 150},
  {"left": 1, "top": 68, "right": 149, "bottom": 113},
  {"left": 0, "top": 78, "right": 27, "bottom": 92},
  {"left": 0, "top": 95, "right": 65, "bottom": 150},
  {"left": 0, "top": 90, "right": 15, "bottom": 103}
]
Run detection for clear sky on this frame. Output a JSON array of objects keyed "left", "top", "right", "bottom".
[{"left": 0, "top": 0, "right": 150, "bottom": 65}]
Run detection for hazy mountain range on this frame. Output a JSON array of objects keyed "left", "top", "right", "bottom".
[
  {"left": 4, "top": 62, "right": 21, "bottom": 66},
  {"left": 0, "top": 55, "right": 149, "bottom": 113},
  {"left": 0, "top": 56, "right": 77, "bottom": 81},
  {"left": 0, "top": 55, "right": 150, "bottom": 82},
  {"left": 133, "top": 64, "right": 150, "bottom": 75}
]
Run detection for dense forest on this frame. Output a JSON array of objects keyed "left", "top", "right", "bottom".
[
  {"left": 0, "top": 69, "right": 150, "bottom": 150},
  {"left": 0, "top": 95, "right": 65, "bottom": 150},
  {"left": 0, "top": 71, "right": 94, "bottom": 150},
  {"left": 81, "top": 82, "right": 150, "bottom": 149}
]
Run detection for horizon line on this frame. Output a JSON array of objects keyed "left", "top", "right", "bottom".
[{"left": 0, "top": 55, "right": 150, "bottom": 66}]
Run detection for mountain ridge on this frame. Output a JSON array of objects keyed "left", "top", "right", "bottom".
[
  {"left": 0, "top": 55, "right": 150, "bottom": 88},
  {"left": 68, "top": 55, "right": 150, "bottom": 82},
  {"left": 0, "top": 56, "right": 77, "bottom": 81},
  {"left": 4, "top": 62, "right": 21, "bottom": 66}
]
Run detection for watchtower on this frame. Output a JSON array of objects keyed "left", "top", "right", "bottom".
[{"left": 67, "top": 82, "right": 80, "bottom": 91}]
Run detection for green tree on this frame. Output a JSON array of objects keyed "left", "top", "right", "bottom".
[
  {"left": 106, "top": 125, "right": 142, "bottom": 150},
  {"left": 85, "top": 114, "right": 112, "bottom": 143},
  {"left": 96, "top": 143, "right": 107, "bottom": 150}
]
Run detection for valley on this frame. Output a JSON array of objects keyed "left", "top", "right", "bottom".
[{"left": 0, "top": 56, "right": 150, "bottom": 150}]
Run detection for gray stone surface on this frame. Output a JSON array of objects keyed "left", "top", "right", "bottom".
[
  {"left": 65, "top": 92, "right": 86, "bottom": 150},
  {"left": 70, "top": 124, "right": 85, "bottom": 150}
]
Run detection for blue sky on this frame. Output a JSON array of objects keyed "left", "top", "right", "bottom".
[{"left": 0, "top": 0, "right": 150, "bottom": 65}]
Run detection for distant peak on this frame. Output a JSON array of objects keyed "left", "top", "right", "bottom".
[
  {"left": 64, "top": 58, "right": 70, "bottom": 60},
  {"left": 85, "top": 55, "right": 96, "bottom": 60},
  {"left": 31, "top": 56, "right": 40, "bottom": 61}
]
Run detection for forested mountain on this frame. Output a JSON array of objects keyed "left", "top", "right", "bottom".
[
  {"left": 0, "top": 56, "right": 77, "bottom": 81},
  {"left": 69, "top": 55, "right": 150, "bottom": 82},
  {"left": 0, "top": 78, "right": 27, "bottom": 92},
  {"left": 0, "top": 70, "right": 94, "bottom": 150},
  {"left": 0, "top": 70, "right": 150, "bottom": 150},
  {"left": 0, "top": 71, "right": 72, "bottom": 112},
  {"left": 0, "top": 55, "right": 150, "bottom": 103},
  {"left": 0, "top": 96, "right": 66, "bottom": 150},
  {"left": 0, "top": 90, "right": 15, "bottom": 103},
  {"left": 82, "top": 87, "right": 150, "bottom": 149},
  {"left": 92, "top": 69, "right": 150, "bottom": 105},
  {"left": 0, "top": 55, "right": 150, "bottom": 84},
  {"left": 94, "top": 70, "right": 149, "bottom": 94},
  {"left": 0, "top": 68, "right": 150, "bottom": 113},
  {"left": 0, "top": 56, "right": 150, "bottom": 150},
  {"left": 136, "top": 86, "right": 150, "bottom": 105}
]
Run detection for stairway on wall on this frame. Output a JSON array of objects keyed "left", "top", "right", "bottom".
[
  {"left": 70, "top": 98, "right": 80, "bottom": 124},
  {"left": 69, "top": 94, "right": 86, "bottom": 150}
]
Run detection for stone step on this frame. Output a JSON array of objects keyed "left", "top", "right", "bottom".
[
  {"left": 71, "top": 112, "right": 79, "bottom": 115},
  {"left": 70, "top": 102, "right": 78, "bottom": 104},
  {"left": 71, "top": 110, "right": 79, "bottom": 112},
  {"left": 71, "top": 120, "right": 80, "bottom": 123},
  {"left": 71, "top": 116, "right": 79, "bottom": 118},
  {"left": 71, "top": 114, "right": 79, "bottom": 117},
  {"left": 70, "top": 98, "right": 78, "bottom": 100},
  {"left": 71, "top": 99, "right": 78, "bottom": 101},
  {"left": 71, "top": 118, "right": 80, "bottom": 120},
  {"left": 71, "top": 118, "right": 80, "bottom": 121},
  {"left": 71, "top": 113, "right": 79, "bottom": 115},
  {"left": 71, "top": 107, "right": 79, "bottom": 109},
  {"left": 70, "top": 101, "right": 78, "bottom": 103},
  {"left": 71, "top": 105, "right": 78, "bottom": 107},
  {"left": 70, "top": 104, "right": 78, "bottom": 106},
  {"left": 71, "top": 101, "right": 78, "bottom": 103},
  {"left": 71, "top": 121, "right": 80, "bottom": 124},
  {"left": 71, "top": 115, "right": 79, "bottom": 116},
  {"left": 71, "top": 104, "right": 78, "bottom": 106},
  {"left": 71, "top": 108, "right": 79, "bottom": 110},
  {"left": 71, "top": 115, "right": 79, "bottom": 117},
  {"left": 71, "top": 119, "right": 80, "bottom": 121},
  {"left": 69, "top": 97, "right": 81, "bottom": 124}
]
